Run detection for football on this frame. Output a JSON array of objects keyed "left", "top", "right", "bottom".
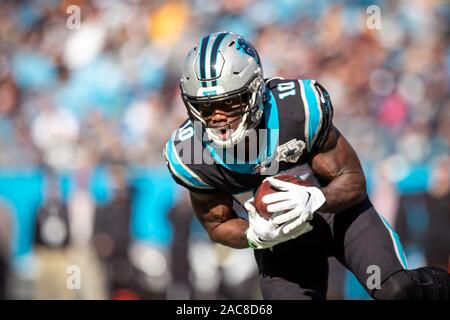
[{"left": 254, "top": 175, "right": 313, "bottom": 220}]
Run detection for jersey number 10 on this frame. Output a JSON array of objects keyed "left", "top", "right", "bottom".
[{"left": 277, "top": 81, "right": 296, "bottom": 99}]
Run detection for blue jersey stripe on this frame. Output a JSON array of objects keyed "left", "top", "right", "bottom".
[
  {"left": 378, "top": 213, "right": 408, "bottom": 269},
  {"left": 203, "top": 143, "right": 258, "bottom": 174},
  {"left": 302, "top": 80, "right": 321, "bottom": 151},
  {"left": 265, "top": 89, "right": 280, "bottom": 159},
  {"left": 165, "top": 138, "right": 211, "bottom": 189}
]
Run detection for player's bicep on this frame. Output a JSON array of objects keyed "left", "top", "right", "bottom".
[
  {"left": 310, "top": 125, "right": 365, "bottom": 184},
  {"left": 189, "top": 191, "right": 236, "bottom": 234}
]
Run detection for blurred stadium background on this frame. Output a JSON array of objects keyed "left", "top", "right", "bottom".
[{"left": 0, "top": 0, "right": 449, "bottom": 300}]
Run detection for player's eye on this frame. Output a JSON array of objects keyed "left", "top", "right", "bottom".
[{"left": 224, "top": 98, "right": 234, "bottom": 105}]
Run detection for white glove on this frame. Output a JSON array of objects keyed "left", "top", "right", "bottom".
[
  {"left": 244, "top": 198, "right": 313, "bottom": 249},
  {"left": 262, "top": 177, "right": 326, "bottom": 229}
]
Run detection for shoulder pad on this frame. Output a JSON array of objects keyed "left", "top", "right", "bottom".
[{"left": 164, "top": 121, "right": 215, "bottom": 191}]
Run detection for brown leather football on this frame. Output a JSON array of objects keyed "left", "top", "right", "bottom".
[{"left": 254, "top": 174, "right": 313, "bottom": 220}]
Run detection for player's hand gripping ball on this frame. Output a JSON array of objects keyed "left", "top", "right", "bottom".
[{"left": 254, "top": 174, "right": 313, "bottom": 220}]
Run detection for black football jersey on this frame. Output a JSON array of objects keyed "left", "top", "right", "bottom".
[{"left": 164, "top": 78, "right": 333, "bottom": 207}]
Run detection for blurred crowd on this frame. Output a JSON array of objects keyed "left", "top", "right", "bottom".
[{"left": 0, "top": 0, "right": 448, "bottom": 300}]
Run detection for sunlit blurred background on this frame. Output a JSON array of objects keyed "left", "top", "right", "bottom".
[{"left": 0, "top": 0, "right": 449, "bottom": 300}]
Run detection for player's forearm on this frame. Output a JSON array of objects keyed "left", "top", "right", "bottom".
[
  {"left": 319, "top": 172, "right": 367, "bottom": 213},
  {"left": 209, "top": 217, "right": 250, "bottom": 249}
]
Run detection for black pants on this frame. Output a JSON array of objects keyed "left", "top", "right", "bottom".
[{"left": 254, "top": 197, "right": 407, "bottom": 300}]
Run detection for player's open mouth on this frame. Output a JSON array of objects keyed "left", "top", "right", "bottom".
[
  {"left": 217, "top": 128, "right": 230, "bottom": 140},
  {"left": 209, "top": 123, "right": 232, "bottom": 140}
]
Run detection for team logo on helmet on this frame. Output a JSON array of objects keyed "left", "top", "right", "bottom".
[{"left": 236, "top": 38, "right": 261, "bottom": 65}]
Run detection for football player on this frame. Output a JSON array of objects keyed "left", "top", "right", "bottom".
[{"left": 164, "top": 31, "right": 449, "bottom": 300}]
